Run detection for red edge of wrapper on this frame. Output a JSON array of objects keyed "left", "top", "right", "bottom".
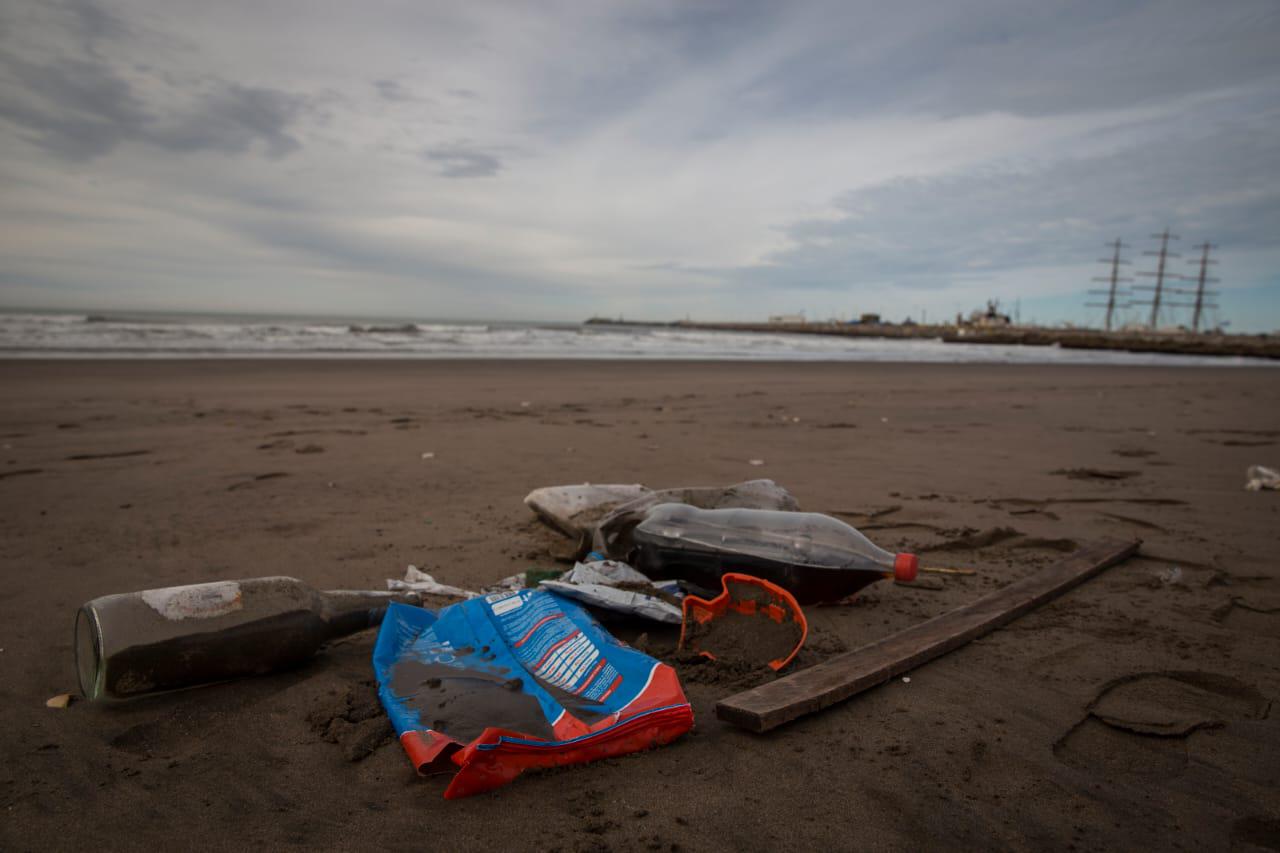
[
  {"left": 398, "top": 665, "right": 695, "bottom": 799},
  {"left": 441, "top": 704, "right": 694, "bottom": 799}
]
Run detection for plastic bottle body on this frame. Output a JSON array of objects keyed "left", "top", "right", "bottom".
[
  {"left": 75, "top": 577, "right": 406, "bottom": 702},
  {"left": 627, "top": 504, "right": 916, "bottom": 604}
]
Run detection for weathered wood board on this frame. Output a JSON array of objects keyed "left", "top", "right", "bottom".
[{"left": 715, "top": 537, "right": 1141, "bottom": 733}]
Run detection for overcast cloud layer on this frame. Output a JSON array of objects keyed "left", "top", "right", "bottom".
[{"left": 1, "top": 0, "right": 1277, "bottom": 329}]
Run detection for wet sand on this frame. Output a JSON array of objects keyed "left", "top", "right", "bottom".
[{"left": 1, "top": 359, "right": 1277, "bottom": 851}]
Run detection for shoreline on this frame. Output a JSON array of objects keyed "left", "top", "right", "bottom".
[
  {"left": 6, "top": 310, "right": 1279, "bottom": 363},
  {"left": 1, "top": 348, "right": 1276, "bottom": 366},
  {"left": 600, "top": 319, "right": 1280, "bottom": 360}
]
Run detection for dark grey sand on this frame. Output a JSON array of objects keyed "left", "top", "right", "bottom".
[{"left": 1, "top": 360, "right": 1277, "bottom": 851}]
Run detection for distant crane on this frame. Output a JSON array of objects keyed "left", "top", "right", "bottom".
[
  {"left": 1131, "top": 229, "right": 1180, "bottom": 329},
  {"left": 1087, "top": 239, "right": 1131, "bottom": 331}
]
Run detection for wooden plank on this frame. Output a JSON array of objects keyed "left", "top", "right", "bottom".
[{"left": 715, "top": 537, "right": 1141, "bottom": 733}]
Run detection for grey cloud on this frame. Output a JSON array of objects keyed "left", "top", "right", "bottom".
[
  {"left": 627, "top": 260, "right": 723, "bottom": 278},
  {"left": 525, "top": 0, "right": 784, "bottom": 139},
  {"left": 0, "top": 50, "right": 312, "bottom": 160},
  {"left": 145, "top": 85, "right": 308, "bottom": 158},
  {"left": 374, "top": 79, "right": 412, "bottom": 102},
  {"left": 731, "top": 116, "right": 1280, "bottom": 293},
  {"left": 0, "top": 3, "right": 310, "bottom": 160},
  {"left": 0, "top": 56, "right": 147, "bottom": 158},
  {"left": 61, "top": 0, "right": 130, "bottom": 47},
  {"left": 223, "top": 212, "right": 578, "bottom": 308},
  {"left": 0, "top": 53, "right": 311, "bottom": 160},
  {"left": 424, "top": 143, "right": 501, "bottom": 178},
  {"left": 0, "top": 0, "right": 1276, "bottom": 328},
  {"left": 718, "top": 1, "right": 1280, "bottom": 127}
]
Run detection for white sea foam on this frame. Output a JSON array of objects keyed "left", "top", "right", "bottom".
[{"left": 0, "top": 311, "right": 1270, "bottom": 365}]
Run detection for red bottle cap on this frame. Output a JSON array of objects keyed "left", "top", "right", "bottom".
[{"left": 893, "top": 553, "right": 918, "bottom": 583}]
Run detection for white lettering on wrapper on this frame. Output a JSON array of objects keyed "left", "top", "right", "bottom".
[{"left": 487, "top": 591, "right": 524, "bottom": 616}]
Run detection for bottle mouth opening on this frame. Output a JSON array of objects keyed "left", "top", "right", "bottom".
[{"left": 75, "top": 606, "right": 104, "bottom": 701}]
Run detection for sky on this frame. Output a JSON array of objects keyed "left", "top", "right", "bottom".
[{"left": 1, "top": 0, "right": 1278, "bottom": 331}]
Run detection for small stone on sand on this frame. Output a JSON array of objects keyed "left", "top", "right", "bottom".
[{"left": 46, "top": 693, "right": 73, "bottom": 709}]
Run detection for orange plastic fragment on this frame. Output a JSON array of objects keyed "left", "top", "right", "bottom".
[{"left": 678, "top": 572, "right": 808, "bottom": 671}]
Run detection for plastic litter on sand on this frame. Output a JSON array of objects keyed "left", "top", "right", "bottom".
[{"left": 1245, "top": 465, "right": 1280, "bottom": 491}]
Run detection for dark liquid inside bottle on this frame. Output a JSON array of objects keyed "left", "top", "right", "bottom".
[
  {"left": 626, "top": 505, "right": 915, "bottom": 604},
  {"left": 76, "top": 577, "right": 412, "bottom": 701}
]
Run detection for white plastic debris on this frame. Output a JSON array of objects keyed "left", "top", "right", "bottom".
[
  {"left": 1245, "top": 465, "right": 1280, "bottom": 491},
  {"left": 387, "top": 565, "right": 478, "bottom": 599},
  {"left": 563, "top": 559, "right": 652, "bottom": 586},
  {"left": 421, "top": 452, "right": 435, "bottom": 460},
  {"left": 523, "top": 483, "right": 650, "bottom": 538},
  {"left": 748, "top": 459, "right": 765, "bottom": 466},
  {"left": 901, "top": 677, "right": 911, "bottom": 684},
  {"left": 540, "top": 559, "right": 683, "bottom": 624}
]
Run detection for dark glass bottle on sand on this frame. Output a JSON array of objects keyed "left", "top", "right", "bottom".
[{"left": 75, "top": 576, "right": 418, "bottom": 702}]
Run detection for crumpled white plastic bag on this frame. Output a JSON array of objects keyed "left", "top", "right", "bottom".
[
  {"left": 1245, "top": 465, "right": 1280, "bottom": 491},
  {"left": 540, "top": 559, "right": 683, "bottom": 624}
]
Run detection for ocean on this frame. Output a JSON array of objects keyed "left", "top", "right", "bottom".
[{"left": 0, "top": 310, "right": 1271, "bottom": 365}]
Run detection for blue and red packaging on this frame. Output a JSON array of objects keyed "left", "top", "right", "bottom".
[{"left": 373, "top": 589, "right": 694, "bottom": 798}]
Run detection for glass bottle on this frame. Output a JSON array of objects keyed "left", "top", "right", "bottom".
[{"left": 75, "top": 576, "right": 418, "bottom": 701}]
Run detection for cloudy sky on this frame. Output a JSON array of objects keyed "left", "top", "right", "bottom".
[{"left": 1, "top": 0, "right": 1278, "bottom": 330}]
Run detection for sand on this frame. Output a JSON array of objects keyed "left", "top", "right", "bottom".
[{"left": 1, "top": 359, "right": 1278, "bottom": 851}]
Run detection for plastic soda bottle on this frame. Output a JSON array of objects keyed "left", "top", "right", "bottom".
[{"left": 626, "top": 504, "right": 918, "bottom": 604}]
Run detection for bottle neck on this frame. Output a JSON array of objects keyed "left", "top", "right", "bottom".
[{"left": 318, "top": 590, "right": 420, "bottom": 638}]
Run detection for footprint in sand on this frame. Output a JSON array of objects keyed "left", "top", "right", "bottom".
[
  {"left": 1051, "top": 468, "right": 1141, "bottom": 481},
  {"left": 1098, "top": 511, "right": 1167, "bottom": 532},
  {"left": 1111, "top": 447, "right": 1157, "bottom": 458},
  {"left": 1011, "top": 537, "right": 1078, "bottom": 552},
  {"left": 1215, "top": 593, "right": 1280, "bottom": 639},
  {"left": 228, "top": 472, "right": 290, "bottom": 491},
  {"left": 923, "top": 526, "right": 1022, "bottom": 552},
  {"left": 1054, "top": 671, "right": 1270, "bottom": 776},
  {"left": 66, "top": 450, "right": 151, "bottom": 461}
]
